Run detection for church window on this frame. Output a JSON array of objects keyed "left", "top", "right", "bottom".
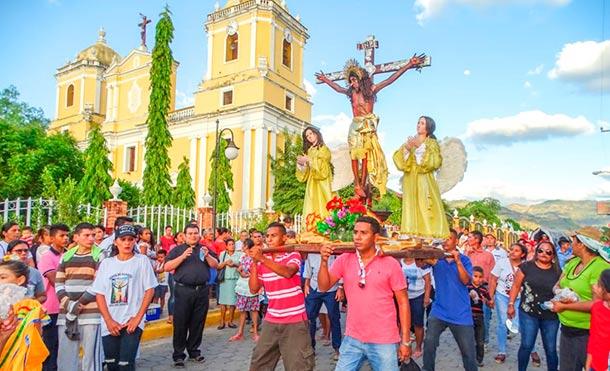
[
  {"left": 66, "top": 84, "right": 74, "bottom": 107},
  {"left": 226, "top": 34, "right": 238, "bottom": 61},
  {"left": 222, "top": 90, "right": 233, "bottom": 106},
  {"left": 124, "top": 145, "right": 136, "bottom": 173},
  {"left": 285, "top": 92, "right": 294, "bottom": 112},
  {"left": 282, "top": 39, "right": 292, "bottom": 68}
]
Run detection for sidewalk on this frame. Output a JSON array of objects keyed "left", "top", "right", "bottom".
[{"left": 141, "top": 302, "right": 221, "bottom": 342}]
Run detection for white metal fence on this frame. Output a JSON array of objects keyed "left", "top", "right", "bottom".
[
  {"left": 0, "top": 198, "right": 106, "bottom": 230},
  {"left": 216, "top": 210, "right": 304, "bottom": 234},
  {"left": 127, "top": 206, "right": 198, "bottom": 240}
]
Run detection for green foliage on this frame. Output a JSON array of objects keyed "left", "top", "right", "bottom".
[
  {"left": 142, "top": 6, "right": 175, "bottom": 206},
  {"left": 372, "top": 192, "right": 402, "bottom": 225},
  {"left": 118, "top": 180, "right": 141, "bottom": 207},
  {"left": 209, "top": 139, "right": 234, "bottom": 213},
  {"left": 253, "top": 214, "right": 272, "bottom": 234},
  {"left": 458, "top": 197, "right": 502, "bottom": 225},
  {"left": 504, "top": 218, "right": 522, "bottom": 231},
  {"left": 0, "top": 86, "right": 83, "bottom": 198},
  {"left": 270, "top": 132, "right": 306, "bottom": 215},
  {"left": 337, "top": 184, "right": 355, "bottom": 200},
  {"left": 40, "top": 168, "right": 58, "bottom": 199},
  {"left": 55, "top": 178, "right": 82, "bottom": 227},
  {"left": 173, "top": 157, "right": 195, "bottom": 208},
  {"left": 78, "top": 123, "right": 112, "bottom": 206}
]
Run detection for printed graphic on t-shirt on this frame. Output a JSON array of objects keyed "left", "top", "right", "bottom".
[
  {"left": 404, "top": 267, "right": 418, "bottom": 288},
  {"left": 110, "top": 273, "right": 131, "bottom": 306}
]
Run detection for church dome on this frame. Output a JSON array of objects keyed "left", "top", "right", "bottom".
[{"left": 75, "top": 28, "right": 120, "bottom": 66}]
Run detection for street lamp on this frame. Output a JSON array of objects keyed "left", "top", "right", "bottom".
[{"left": 212, "top": 119, "right": 239, "bottom": 233}]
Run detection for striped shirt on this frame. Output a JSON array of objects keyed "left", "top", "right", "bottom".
[
  {"left": 257, "top": 252, "right": 306, "bottom": 324},
  {"left": 55, "top": 250, "right": 100, "bottom": 325}
]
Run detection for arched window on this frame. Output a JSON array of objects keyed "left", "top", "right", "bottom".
[
  {"left": 282, "top": 39, "right": 292, "bottom": 68},
  {"left": 66, "top": 84, "right": 74, "bottom": 107},
  {"left": 226, "top": 34, "right": 238, "bottom": 61}
]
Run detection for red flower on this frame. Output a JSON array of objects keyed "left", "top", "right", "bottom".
[
  {"left": 346, "top": 197, "right": 366, "bottom": 214},
  {"left": 326, "top": 196, "right": 344, "bottom": 211}
]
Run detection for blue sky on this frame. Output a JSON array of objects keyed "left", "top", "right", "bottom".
[{"left": 1, "top": 0, "right": 609, "bottom": 204}]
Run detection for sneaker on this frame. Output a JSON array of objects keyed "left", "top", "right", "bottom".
[
  {"left": 189, "top": 355, "right": 205, "bottom": 363},
  {"left": 333, "top": 351, "right": 340, "bottom": 361},
  {"left": 531, "top": 352, "right": 541, "bottom": 367},
  {"left": 477, "top": 361, "right": 484, "bottom": 367},
  {"left": 173, "top": 360, "right": 185, "bottom": 368},
  {"left": 494, "top": 354, "right": 506, "bottom": 364}
]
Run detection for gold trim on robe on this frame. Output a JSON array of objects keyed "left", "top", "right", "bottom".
[{"left": 347, "top": 113, "right": 388, "bottom": 195}]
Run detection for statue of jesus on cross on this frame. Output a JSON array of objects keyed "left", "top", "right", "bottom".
[{"left": 315, "top": 35, "right": 428, "bottom": 203}]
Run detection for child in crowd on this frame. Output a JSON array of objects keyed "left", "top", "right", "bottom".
[
  {"left": 20, "top": 227, "right": 34, "bottom": 247},
  {"left": 91, "top": 224, "right": 157, "bottom": 371},
  {"left": 586, "top": 268, "right": 610, "bottom": 371},
  {"left": 154, "top": 249, "right": 169, "bottom": 313},
  {"left": 467, "top": 266, "right": 491, "bottom": 367}
]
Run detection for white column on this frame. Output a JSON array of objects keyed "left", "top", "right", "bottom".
[
  {"left": 79, "top": 77, "right": 85, "bottom": 111},
  {"left": 269, "top": 22, "right": 275, "bottom": 71},
  {"left": 252, "top": 126, "right": 268, "bottom": 209},
  {"left": 106, "top": 85, "right": 113, "bottom": 120},
  {"left": 250, "top": 18, "right": 257, "bottom": 68},
  {"left": 268, "top": 127, "right": 277, "bottom": 201},
  {"left": 54, "top": 86, "right": 59, "bottom": 120},
  {"left": 241, "top": 127, "right": 252, "bottom": 210},
  {"left": 112, "top": 84, "right": 119, "bottom": 120},
  {"left": 197, "top": 135, "right": 208, "bottom": 207},
  {"left": 205, "top": 33, "right": 213, "bottom": 81},
  {"left": 94, "top": 77, "right": 102, "bottom": 114},
  {"left": 189, "top": 137, "right": 198, "bottom": 190}
]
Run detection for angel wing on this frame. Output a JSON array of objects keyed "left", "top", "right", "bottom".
[
  {"left": 437, "top": 137, "right": 468, "bottom": 194},
  {"left": 330, "top": 144, "right": 354, "bottom": 191}
]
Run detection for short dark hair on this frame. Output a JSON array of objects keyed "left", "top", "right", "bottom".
[
  {"left": 157, "top": 249, "right": 167, "bottom": 256},
  {"left": 217, "top": 227, "right": 229, "bottom": 235},
  {"left": 283, "top": 216, "right": 293, "bottom": 224},
  {"left": 114, "top": 216, "right": 133, "bottom": 229},
  {"left": 7, "top": 240, "right": 28, "bottom": 252},
  {"left": 449, "top": 228, "right": 459, "bottom": 239},
  {"left": 471, "top": 230, "right": 483, "bottom": 244},
  {"left": 1, "top": 222, "right": 18, "bottom": 237},
  {"left": 165, "top": 225, "right": 173, "bottom": 230},
  {"left": 248, "top": 228, "right": 258, "bottom": 234},
  {"left": 391, "top": 232, "right": 400, "bottom": 238},
  {"left": 355, "top": 216, "right": 381, "bottom": 234},
  {"left": 226, "top": 238, "right": 235, "bottom": 245},
  {"left": 74, "top": 222, "right": 95, "bottom": 235},
  {"left": 243, "top": 238, "right": 254, "bottom": 249},
  {"left": 266, "top": 222, "right": 286, "bottom": 235},
  {"left": 94, "top": 224, "right": 105, "bottom": 231},
  {"left": 50, "top": 223, "right": 70, "bottom": 237},
  {"left": 184, "top": 223, "right": 200, "bottom": 233},
  {"left": 22, "top": 226, "right": 33, "bottom": 232},
  {"left": 473, "top": 266, "right": 484, "bottom": 274}
]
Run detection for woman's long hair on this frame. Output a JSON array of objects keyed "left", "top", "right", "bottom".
[
  {"left": 346, "top": 72, "right": 376, "bottom": 104},
  {"left": 534, "top": 241, "right": 560, "bottom": 273},
  {"left": 420, "top": 116, "right": 437, "bottom": 140},
  {"left": 302, "top": 126, "right": 325, "bottom": 154}
]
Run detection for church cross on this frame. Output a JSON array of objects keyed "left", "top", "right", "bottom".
[
  {"left": 138, "top": 13, "right": 152, "bottom": 48},
  {"left": 317, "top": 35, "right": 430, "bottom": 83}
]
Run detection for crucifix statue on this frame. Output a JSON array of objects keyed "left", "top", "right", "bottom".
[
  {"left": 138, "top": 13, "right": 152, "bottom": 48},
  {"left": 315, "top": 35, "right": 430, "bottom": 204}
]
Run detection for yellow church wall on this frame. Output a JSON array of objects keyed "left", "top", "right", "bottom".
[
  {"left": 248, "top": 128, "right": 256, "bottom": 208},
  {"left": 168, "top": 137, "right": 190, "bottom": 173}
]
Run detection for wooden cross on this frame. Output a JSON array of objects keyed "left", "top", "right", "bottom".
[
  {"left": 316, "top": 35, "right": 431, "bottom": 83},
  {"left": 138, "top": 13, "right": 152, "bottom": 48}
]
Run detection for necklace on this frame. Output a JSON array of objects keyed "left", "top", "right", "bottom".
[{"left": 356, "top": 246, "right": 381, "bottom": 288}]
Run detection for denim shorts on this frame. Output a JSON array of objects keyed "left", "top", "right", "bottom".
[{"left": 409, "top": 294, "right": 425, "bottom": 327}]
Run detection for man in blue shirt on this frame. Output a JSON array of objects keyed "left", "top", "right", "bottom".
[
  {"left": 556, "top": 237, "right": 573, "bottom": 269},
  {"left": 422, "top": 229, "right": 477, "bottom": 371}
]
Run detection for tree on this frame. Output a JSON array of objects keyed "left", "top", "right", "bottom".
[
  {"left": 142, "top": 6, "right": 174, "bottom": 205},
  {"left": 78, "top": 123, "right": 112, "bottom": 206},
  {"left": 40, "top": 168, "right": 58, "bottom": 199},
  {"left": 270, "top": 132, "right": 306, "bottom": 215},
  {"left": 458, "top": 197, "right": 502, "bottom": 225},
  {"left": 55, "top": 177, "right": 82, "bottom": 227},
  {"left": 372, "top": 192, "right": 402, "bottom": 226},
  {"left": 173, "top": 157, "right": 195, "bottom": 208},
  {"left": 208, "top": 139, "right": 234, "bottom": 213},
  {"left": 118, "top": 180, "right": 142, "bottom": 207}
]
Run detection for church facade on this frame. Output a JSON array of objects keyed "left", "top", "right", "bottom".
[{"left": 48, "top": 0, "right": 312, "bottom": 210}]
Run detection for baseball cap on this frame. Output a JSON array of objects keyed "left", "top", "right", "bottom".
[{"left": 115, "top": 224, "right": 137, "bottom": 239}]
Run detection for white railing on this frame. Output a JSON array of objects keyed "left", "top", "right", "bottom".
[
  {"left": 0, "top": 198, "right": 106, "bottom": 230},
  {"left": 216, "top": 210, "right": 303, "bottom": 234},
  {"left": 168, "top": 106, "right": 194, "bottom": 122},
  {"left": 127, "top": 205, "right": 198, "bottom": 240}
]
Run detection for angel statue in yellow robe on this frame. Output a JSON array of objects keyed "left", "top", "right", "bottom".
[
  {"left": 393, "top": 116, "right": 451, "bottom": 239},
  {"left": 296, "top": 126, "right": 333, "bottom": 219}
]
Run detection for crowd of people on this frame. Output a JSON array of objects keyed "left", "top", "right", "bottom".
[{"left": 0, "top": 217, "right": 609, "bottom": 371}]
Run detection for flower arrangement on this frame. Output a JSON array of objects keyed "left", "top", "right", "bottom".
[{"left": 316, "top": 196, "right": 367, "bottom": 241}]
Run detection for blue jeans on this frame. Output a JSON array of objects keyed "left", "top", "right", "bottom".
[
  {"left": 305, "top": 288, "right": 342, "bottom": 350},
  {"left": 483, "top": 303, "right": 491, "bottom": 343},
  {"left": 102, "top": 327, "right": 143, "bottom": 371},
  {"left": 495, "top": 293, "right": 520, "bottom": 354},
  {"left": 423, "top": 316, "right": 477, "bottom": 371},
  {"left": 335, "top": 336, "right": 398, "bottom": 371},
  {"left": 517, "top": 309, "right": 559, "bottom": 371}
]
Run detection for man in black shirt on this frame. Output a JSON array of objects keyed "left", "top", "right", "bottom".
[{"left": 165, "top": 224, "right": 218, "bottom": 368}]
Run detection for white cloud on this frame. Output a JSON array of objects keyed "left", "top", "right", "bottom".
[
  {"left": 303, "top": 79, "right": 317, "bottom": 98},
  {"left": 527, "top": 64, "right": 544, "bottom": 75},
  {"left": 463, "top": 110, "right": 595, "bottom": 146},
  {"left": 176, "top": 90, "right": 194, "bottom": 108},
  {"left": 463, "top": 69, "right": 471, "bottom": 76},
  {"left": 313, "top": 112, "right": 352, "bottom": 148},
  {"left": 548, "top": 40, "right": 610, "bottom": 91},
  {"left": 414, "top": 0, "right": 570, "bottom": 25},
  {"left": 524, "top": 81, "right": 532, "bottom": 88}
]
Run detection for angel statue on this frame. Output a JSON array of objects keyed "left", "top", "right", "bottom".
[
  {"left": 392, "top": 116, "right": 467, "bottom": 239},
  {"left": 296, "top": 126, "right": 333, "bottom": 219}
]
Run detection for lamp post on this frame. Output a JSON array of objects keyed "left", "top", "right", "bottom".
[{"left": 212, "top": 119, "right": 239, "bottom": 233}]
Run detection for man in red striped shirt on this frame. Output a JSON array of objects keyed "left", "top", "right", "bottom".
[{"left": 247, "top": 222, "right": 315, "bottom": 371}]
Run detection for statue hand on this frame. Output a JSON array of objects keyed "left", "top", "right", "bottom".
[
  {"left": 315, "top": 71, "right": 328, "bottom": 83},
  {"left": 408, "top": 53, "right": 426, "bottom": 68}
]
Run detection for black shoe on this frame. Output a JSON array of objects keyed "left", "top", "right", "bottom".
[
  {"left": 173, "top": 360, "right": 185, "bottom": 368},
  {"left": 189, "top": 355, "right": 205, "bottom": 363}
]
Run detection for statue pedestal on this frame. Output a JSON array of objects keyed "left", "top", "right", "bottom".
[
  {"left": 198, "top": 207, "right": 213, "bottom": 230},
  {"left": 103, "top": 200, "right": 128, "bottom": 234}
]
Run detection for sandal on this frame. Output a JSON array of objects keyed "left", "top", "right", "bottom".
[
  {"left": 227, "top": 323, "right": 237, "bottom": 329},
  {"left": 217, "top": 324, "right": 226, "bottom": 330},
  {"left": 252, "top": 334, "right": 260, "bottom": 342},
  {"left": 229, "top": 334, "right": 243, "bottom": 342}
]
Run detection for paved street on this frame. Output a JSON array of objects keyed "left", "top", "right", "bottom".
[{"left": 137, "top": 312, "right": 547, "bottom": 370}]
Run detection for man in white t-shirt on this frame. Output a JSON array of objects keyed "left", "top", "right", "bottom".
[
  {"left": 91, "top": 224, "right": 158, "bottom": 370},
  {"left": 402, "top": 257, "right": 432, "bottom": 358},
  {"left": 484, "top": 233, "right": 508, "bottom": 262}
]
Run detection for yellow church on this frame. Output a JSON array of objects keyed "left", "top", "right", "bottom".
[{"left": 48, "top": 0, "right": 312, "bottom": 211}]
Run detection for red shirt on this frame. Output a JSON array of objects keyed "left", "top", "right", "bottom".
[
  {"left": 588, "top": 300, "right": 610, "bottom": 371},
  {"left": 257, "top": 252, "right": 307, "bottom": 324},
  {"left": 211, "top": 239, "right": 226, "bottom": 256},
  {"left": 160, "top": 235, "right": 175, "bottom": 251},
  {"left": 467, "top": 249, "right": 496, "bottom": 282},
  {"left": 331, "top": 253, "right": 407, "bottom": 344}
]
